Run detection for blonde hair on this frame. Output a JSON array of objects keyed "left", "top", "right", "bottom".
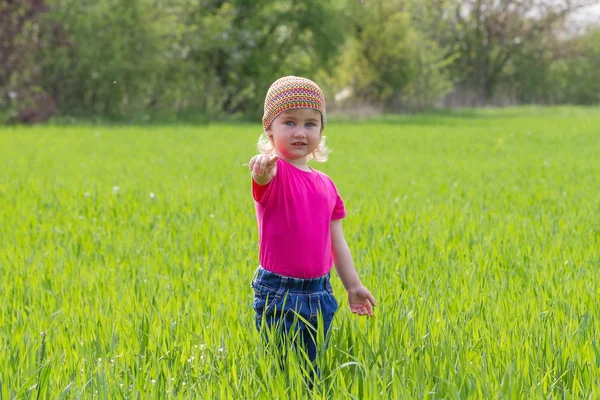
[{"left": 257, "top": 133, "right": 330, "bottom": 163}]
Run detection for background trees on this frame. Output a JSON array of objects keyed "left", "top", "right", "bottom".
[{"left": 1, "top": 0, "right": 599, "bottom": 122}]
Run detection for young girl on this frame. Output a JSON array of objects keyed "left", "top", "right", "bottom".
[{"left": 249, "top": 76, "right": 376, "bottom": 366}]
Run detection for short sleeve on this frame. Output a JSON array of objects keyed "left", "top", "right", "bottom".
[
  {"left": 251, "top": 159, "right": 281, "bottom": 205},
  {"left": 252, "top": 178, "right": 271, "bottom": 203},
  {"left": 331, "top": 190, "right": 346, "bottom": 220}
]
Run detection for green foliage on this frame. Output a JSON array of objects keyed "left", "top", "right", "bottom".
[
  {"left": 37, "top": 0, "right": 346, "bottom": 121},
  {"left": 338, "top": 2, "right": 418, "bottom": 106},
  {"left": 510, "top": 36, "right": 558, "bottom": 104},
  {"left": 512, "top": 28, "right": 600, "bottom": 105},
  {"left": 1, "top": 108, "right": 600, "bottom": 396},
  {"left": 334, "top": 0, "right": 454, "bottom": 112},
  {"left": 560, "top": 29, "right": 600, "bottom": 104},
  {"left": 0, "top": 0, "right": 50, "bottom": 122},
  {"left": 2, "top": 0, "right": 599, "bottom": 121},
  {"left": 41, "top": 0, "right": 177, "bottom": 118},
  {"left": 181, "top": 0, "right": 347, "bottom": 117},
  {"left": 399, "top": 35, "right": 454, "bottom": 111},
  {"left": 413, "top": 0, "right": 599, "bottom": 105}
]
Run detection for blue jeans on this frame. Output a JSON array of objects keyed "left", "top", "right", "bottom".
[{"left": 251, "top": 266, "right": 338, "bottom": 363}]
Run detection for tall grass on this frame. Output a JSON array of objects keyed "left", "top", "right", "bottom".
[{"left": 1, "top": 107, "right": 599, "bottom": 398}]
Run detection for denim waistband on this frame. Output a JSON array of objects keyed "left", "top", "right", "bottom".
[{"left": 253, "top": 266, "right": 331, "bottom": 293}]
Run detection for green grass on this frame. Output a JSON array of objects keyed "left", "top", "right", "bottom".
[{"left": 1, "top": 106, "right": 599, "bottom": 399}]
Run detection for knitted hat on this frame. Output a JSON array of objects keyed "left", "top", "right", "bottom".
[{"left": 262, "top": 76, "right": 327, "bottom": 132}]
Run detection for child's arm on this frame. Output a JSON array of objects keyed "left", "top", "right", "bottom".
[
  {"left": 331, "top": 219, "right": 376, "bottom": 317},
  {"left": 249, "top": 154, "right": 278, "bottom": 185}
]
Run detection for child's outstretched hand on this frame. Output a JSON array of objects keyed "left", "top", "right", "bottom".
[
  {"left": 347, "top": 286, "right": 376, "bottom": 317},
  {"left": 249, "top": 154, "right": 278, "bottom": 183}
]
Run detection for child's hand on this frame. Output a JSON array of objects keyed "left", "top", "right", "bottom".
[
  {"left": 347, "top": 286, "right": 376, "bottom": 317},
  {"left": 249, "top": 154, "right": 278, "bottom": 183}
]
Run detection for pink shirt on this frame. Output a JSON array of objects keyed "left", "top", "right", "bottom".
[{"left": 253, "top": 158, "right": 346, "bottom": 278}]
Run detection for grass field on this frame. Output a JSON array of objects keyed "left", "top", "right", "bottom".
[{"left": 1, "top": 107, "right": 599, "bottom": 399}]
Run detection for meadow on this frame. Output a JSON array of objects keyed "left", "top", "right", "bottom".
[{"left": 0, "top": 107, "right": 599, "bottom": 399}]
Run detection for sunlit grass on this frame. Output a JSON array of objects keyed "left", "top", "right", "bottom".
[{"left": 1, "top": 106, "right": 599, "bottom": 398}]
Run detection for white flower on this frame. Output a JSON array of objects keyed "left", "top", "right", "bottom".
[
  {"left": 112, "top": 186, "right": 120, "bottom": 194},
  {"left": 150, "top": 192, "right": 155, "bottom": 199}
]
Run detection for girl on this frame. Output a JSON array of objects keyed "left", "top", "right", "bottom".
[{"left": 249, "top": 76, "right": 376, "bottom": 366}]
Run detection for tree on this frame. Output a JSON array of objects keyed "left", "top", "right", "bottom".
[
  {"left": 0, "top": 0, "right": 59, "bottom": 122},
  {"left": 335, "top": 1, "right": 416, "bottom": 108},
  {"left": 40, "top": 0, "right": 172, "bottom": 119},
  {"left": 332, "top": 0, "right": 453, "bottom": 111},
  {"left": 552, "top": 27, "right": 600, "bottom": 104},
  {"left": 180, "top": 0, "right": 347, "bottom": 117},
  {"left": 424, "top": 0, "right": 597, "bottom": 104}
]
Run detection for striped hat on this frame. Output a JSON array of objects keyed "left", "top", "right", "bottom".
[{"left": 262, "top": 76, "right": 327, "bottom": 132}]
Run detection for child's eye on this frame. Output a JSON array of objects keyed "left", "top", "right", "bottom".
[
  {"left": 285, "top": 121, "right": 294, "bottom": 126},
  {"left": 306, "top": 122, "right": 315, "bottom": 128}
]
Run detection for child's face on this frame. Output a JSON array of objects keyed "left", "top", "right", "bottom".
[{"left": 267, "top": 108, "right": 322, "bottom": 163}]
